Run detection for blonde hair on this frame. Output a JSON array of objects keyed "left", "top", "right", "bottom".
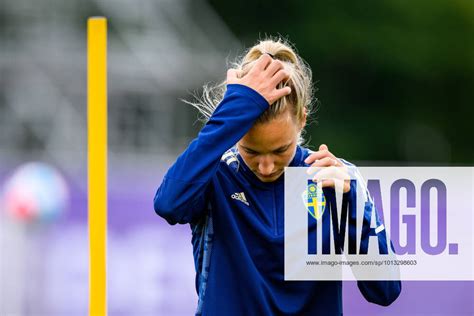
[{"left": 184, "top": 37, "right": 315, "bottom": 143}]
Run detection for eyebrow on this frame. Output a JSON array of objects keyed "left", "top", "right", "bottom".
[{"left": 241, "top": 142, "right": 292, "bottom": 153}]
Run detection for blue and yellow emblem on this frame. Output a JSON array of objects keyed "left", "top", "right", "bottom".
[{"left": 302, "top": 180, "right": 326, "bottom": 220}]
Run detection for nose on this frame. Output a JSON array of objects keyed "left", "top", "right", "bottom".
[{"left": 257, "top": 155, "right": 275, "bottom": 176}]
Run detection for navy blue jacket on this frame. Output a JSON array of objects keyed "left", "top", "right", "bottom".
[{"left": 154, "top": 84, "right": 401, "bottom": 315}]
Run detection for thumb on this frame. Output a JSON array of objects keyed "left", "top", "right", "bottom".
[{"left": 319, "top": 144, "right": 328, "bottom": 151}]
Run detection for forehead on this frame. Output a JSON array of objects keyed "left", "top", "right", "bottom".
[{"left": 240, "top": 111, "right": 298, "bottom": 150}]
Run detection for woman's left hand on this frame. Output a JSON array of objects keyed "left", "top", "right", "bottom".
[{"left": 304, "top": 144, "right": 351, "bottom": 194}]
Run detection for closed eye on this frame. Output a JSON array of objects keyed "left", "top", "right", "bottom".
[
  {"left": 244, "top": 148, "right": 258, "bottom": 155},
  {"left": 273, "top": 145, "right": 291, "bottom": 154},
  {"left": 241, "top": 143, "right": 292, "bottom": 155}
]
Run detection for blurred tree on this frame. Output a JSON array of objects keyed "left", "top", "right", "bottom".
[{"left": 207, "top": 0, "right": 474, "bottom": 163}]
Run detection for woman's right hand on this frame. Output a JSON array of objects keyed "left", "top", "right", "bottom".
[{"left": 226, "top": 54, "right": 291, "bottom": 105}]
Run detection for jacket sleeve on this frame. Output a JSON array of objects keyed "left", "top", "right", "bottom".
[
  {"left": 153, "top": 84, "right": 269, "bottom": 225},
  {"left": 346, "top": 165, "right": 402, "bottom": 306},
  {"left": 356, "top": 206, "right": 402, "bottom": 307},
  {"left": 356, "top": 202, "right": 402, "bottom": 307}
]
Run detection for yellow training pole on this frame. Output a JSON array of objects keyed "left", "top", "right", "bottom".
[{"left": 87, "top": 17, "right": 107, "bottom": 316}]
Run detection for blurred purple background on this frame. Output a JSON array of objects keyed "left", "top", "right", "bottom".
[{"left": 1, "top": 164, "right": 472, "bottom": 315}]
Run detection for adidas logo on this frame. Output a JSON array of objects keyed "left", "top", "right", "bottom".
[{"left": 231, "top": 192, "right": 249, "bottom": 206}]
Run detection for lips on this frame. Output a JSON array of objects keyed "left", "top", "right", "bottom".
[{"left": 256, "top": 171, "right": 279, "bottom": 178}]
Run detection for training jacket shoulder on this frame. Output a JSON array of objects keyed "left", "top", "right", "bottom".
[{"left": 154, "top": 84, "right": 401, "bottom": 315}]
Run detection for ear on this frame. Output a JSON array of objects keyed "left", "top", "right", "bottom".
[{"left": 300, "top": 108, "right": 307, "bottom": 130}]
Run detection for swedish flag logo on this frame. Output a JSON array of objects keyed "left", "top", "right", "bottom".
[{"left": 302, "top": 181, "right": 326, "bottom": 220}]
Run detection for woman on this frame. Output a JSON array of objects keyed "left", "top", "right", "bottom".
[{"left": 154, "top": 38, "right": 401, "bottom": 315}]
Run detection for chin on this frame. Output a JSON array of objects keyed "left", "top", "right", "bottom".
[{"left": 256, "top": 172, "right": 283, "bottom": 183}]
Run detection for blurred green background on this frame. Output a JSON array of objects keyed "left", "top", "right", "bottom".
[{"left": 208, "top": 0, "right": 474, "bottom": 164}]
